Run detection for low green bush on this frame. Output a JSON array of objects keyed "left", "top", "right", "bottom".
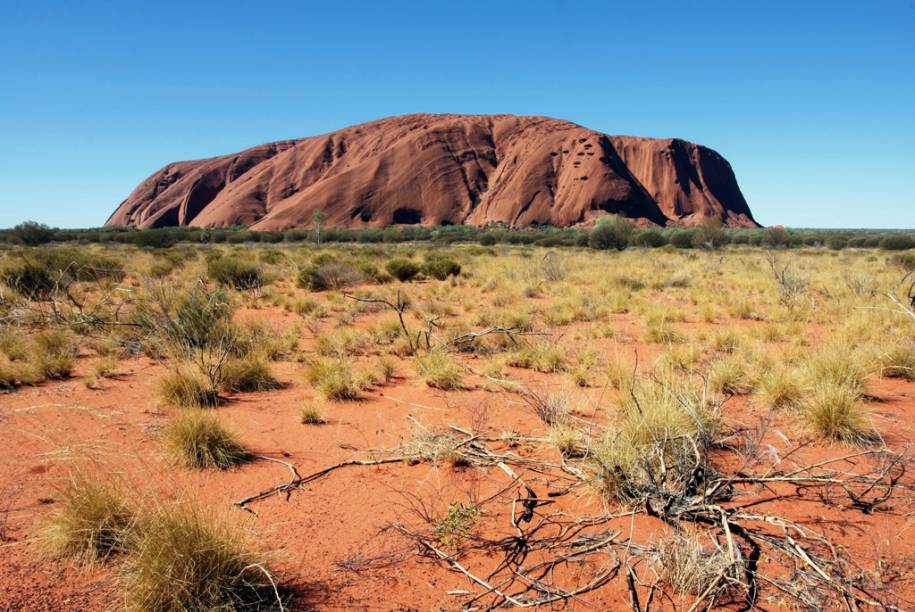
[
  {"left": 386, "top": 258, "right": 420, "bottom": 281},
  {"left": 422, "top": 258, "right": 461, "bottom": 280},
  {"left": 206, "top": 256, "right": 263, "bottom": 290}
]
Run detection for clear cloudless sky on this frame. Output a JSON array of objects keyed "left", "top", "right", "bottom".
[{"left": 0, "top": 0, "right": 913, "bottom": 229}]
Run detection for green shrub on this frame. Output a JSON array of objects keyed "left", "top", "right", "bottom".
[
  {"left": 2, "top": 261, "right": 56, "bottom": 297},
  {"left": 206, "top": 256, "right": 263, "bottom": 290},
  {"left": 135, "top": 284, "right": 234, "bottom": 353},
  {"left": 629, "top": 230, "right": 667, "bottom": 248},
  {"left": 10, "top": 221, "right": 55, "bottom": 245},
  {"left": 669, "top": 231, "right": 695, "bottom": 249},
  {"left": 297, "top": 261, "right": 363, "bottom": 291},
  {"left": 762, "top": 226, "right": 790, "bottom": 247},
  {"left": 386, "top": 258, "right": 420, "bottom": 281},
  {"left": 3, "top": 247, "right": 125, "bottom": 297},
  {"left": 888, "top": 252, "right": 915, "bottom": 271},
  {"left": 588, "top": 215, "right": 633, "bottom": 250},
  {"left": 879, "top": 234, "right": 915, "bottom": 251},
  {"left": 827, "top": 236, "right": 848, "bottom": 250},
  {"left": 422, "top": 258, "right": 462, "bottom": 280},
  {"left": 691, "top": 219, "right": 728, "bottom": 249},
  {"left": 433, "top": 502, "right": 480, "bottom": 547}
]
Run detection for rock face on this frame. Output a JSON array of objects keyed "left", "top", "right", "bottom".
[{"left": 106, "top": 114, "right": 757, "bottom": 230}]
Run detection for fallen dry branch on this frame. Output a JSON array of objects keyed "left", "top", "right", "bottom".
[{"left": 235, "top": 456, "right": 408, "bottom": 510}]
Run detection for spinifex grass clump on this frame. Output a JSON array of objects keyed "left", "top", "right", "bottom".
[
  {"left": 549, "top": 423, "right": 584, "bottom": 458},
  {"left": 162, "top": 410, "right": 249, "bottom": 469},
  {"left": 802, "top": 381, "right": 876, "bottom": 444},
  {"left": 300, "top": 400, "right": 327, "bottom": 424},
  {"left": 802, "top": 348, "right": 870, "bottom": 399},
  {"left": 642, "top": 316, "right": 686, "bottom": 344},
  {"left": 881, "top": 343, "right": 915, "bottom": 381},
  {"left": 206, "top": 255, "right": 263, "bottom": 291},
  {"left": 305, "top": 357, "right": 361, "bottom": 400},
  {"left": 414, "top": 349, "right": 465, "bottom": 390},
  {"left": 41, "top": 475, "right": 133, "bottom": 562},
  {"left": 157, "top": 367, "right": 220, "bottom": 408},
  {"left": 592, "top": 378, "right": 720, "bottom": 501},
  {"left": 708, "top": 356, "right": 751, "bottom": 395},
  {"left": 0, "top": 327, "right": 74, "bottom": 388},
  {"left": 508, "top": 342, "right": 566, "bottom": 373},
  {"left": 754, "top": 365, "right": 804, "bottom": 409},
  {"left": 220, "top": 354, "right": 279, "bottom": 392},
  {"left": 122, "top": 504, "right": 276, "bottom": 611},
  {"left": 34, "top": 330, "right": 76, "bottom": 379}
]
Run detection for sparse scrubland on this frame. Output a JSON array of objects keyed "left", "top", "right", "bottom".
[{"left": 1, "top": 224, "right": 914, "bottom": 609}]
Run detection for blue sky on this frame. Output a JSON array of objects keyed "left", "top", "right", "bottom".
[{"left": 0, "top": 1, "right": 912, "bottom": 229}]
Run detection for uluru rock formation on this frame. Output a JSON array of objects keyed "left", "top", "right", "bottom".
[{"left": 106, "top": 114, "right": 758, "bottom": 230}]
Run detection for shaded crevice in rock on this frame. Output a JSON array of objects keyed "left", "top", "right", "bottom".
[{"left": 392, "top": 207, "right": 422, "bottom": 224}]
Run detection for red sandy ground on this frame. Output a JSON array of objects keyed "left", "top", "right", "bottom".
[{"left": 1, "top": 306, "right": 913, "bottom": 610}]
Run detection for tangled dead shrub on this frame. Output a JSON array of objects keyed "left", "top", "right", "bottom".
[{"left": 655, "top": 530, "right": 741, "bottom": 597}]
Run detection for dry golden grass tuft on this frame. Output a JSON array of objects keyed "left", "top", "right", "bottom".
[
  {"left": 414, "top": 350, "right": 465, "bottom": 390},
  {"left": 300, "top": 399, "right": 328, "bottom": 424},
  {"left": 122, "top": 503, "right": 276, "bottom": 611},
  {"left": 802, "top": 381, "right": 876, "bottom": 444},
  {"left": 41, "top": 475, "right": 133, "bottom": 563},
  {"left": 157, "top": 367, "right": 220, "bottom": 408},
  {"left": 220, "top": 354, "right": 279, "bottom": 392},
  {"left": 162, "top": 410, "right": 249, "bottom": 469},
  {"left": 305, "top": 357, "right": 362, "bottom": 400}
]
